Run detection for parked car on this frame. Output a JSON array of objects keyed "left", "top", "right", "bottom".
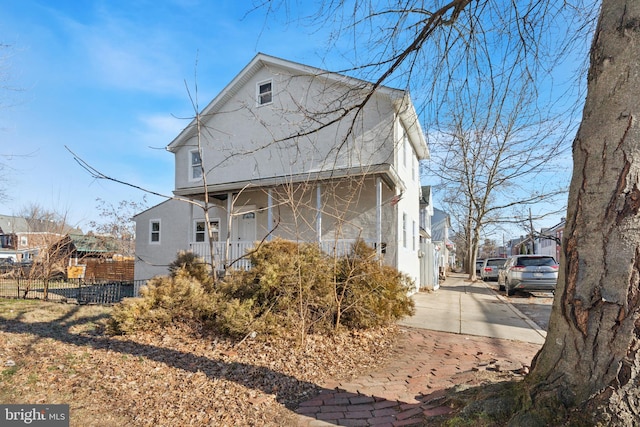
[
  {"left": 475, "top": 259, "right": 485, "bottom": 274},
  {"left": 498, "top": 255, "right": 559, "bottom": 296},
  {"left": 480, "top": 258, "right": 507, "bottom": 281}
]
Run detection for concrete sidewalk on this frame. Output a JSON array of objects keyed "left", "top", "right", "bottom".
[{"left": 399, "top": 273, "right": 547, "bottom": 344}]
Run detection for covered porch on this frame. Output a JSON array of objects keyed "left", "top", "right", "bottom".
[{"left": 189, "top": 238, "right": 380, "bottom": 272}]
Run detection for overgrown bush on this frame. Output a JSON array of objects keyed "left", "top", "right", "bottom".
[
  {"left": 334, "top": 240, "right": 415, "bottom": 329},
  {"left": 168, "top": 250, "right": 214, "bottom": 290},
  {"left": 109, "top": 239, "right": 415, "bottom": 338},
  {"left": 216, "top": 239, "right": 335, "bottom": 336},
  {"left": 108, "top": 252, "right": 217, "bottom": 335}
]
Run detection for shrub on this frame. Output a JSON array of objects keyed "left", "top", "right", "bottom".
[
  {"left": 217, "top": 239, "right": 335, "bottom": 336},
  {"left": 334, "top": 240, "right": 415, "bottom": 329},
  {"left": 108, "top": 240, "right": 415, "bottom": 338},
  {"left": 168, "top": 251, "right": 214, "bottom": 290},
  {"left": 108, "top": 255, "right": 217, "bottom": 335}
]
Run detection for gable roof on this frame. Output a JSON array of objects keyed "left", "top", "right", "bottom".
[
  {"left": 0, "top": 215, "right": 30, "bottom": 234},
  {"left": 166, "top": 53, "right": 428, "bottom": 160},
  {"left": 0, "top": 214, "right": 80, "bottom": 235}
]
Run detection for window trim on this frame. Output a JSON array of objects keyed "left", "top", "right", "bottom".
[
  {"left": 402, "top": 212, "right": 407, "bottom": 249},
  {"left": 149, "top": 219, "right": 161, "bottom": 244},
  {"left": 257, "top": 79, "right": 273, "bottom": 106},
  {"left": 413, "top": 220, "right": 416, "bottom": 251},
  {"left": 403, "top": 132, "right": 409, "bottom": 167},
  {"left": 193, "top": 219, "right": 220, "bottom": 243}
]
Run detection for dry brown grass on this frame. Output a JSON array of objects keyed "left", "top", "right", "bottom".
[{"left": 0, "top": 298, "right": 398, "bottom": 427}]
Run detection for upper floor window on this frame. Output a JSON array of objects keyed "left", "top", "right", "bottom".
[
  {"left": 190, "top": 150, "right": 202, "bottom": 181},
  {"left": 403, "top": 133, "right": 409, "bottom": 167},
  {"left": 150, "top": 220, "right": 161, "bottom": 244},
  {"left": 403, "top": 213, "right": 407, "bottom": 248},
  {"left": 413, "top": 156, "right": 417, "bottom": 182},
  {"left": 257, "top": 80, "right": 272, "bottom": 105},
  {"left": 194, "top": 220, "right": 220, "bottom": 242}
]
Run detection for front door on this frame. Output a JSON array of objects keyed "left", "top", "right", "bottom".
[{"left": 232, "top": 210, "right": 256, "bottom": 242}]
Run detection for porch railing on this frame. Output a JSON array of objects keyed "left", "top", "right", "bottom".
[{"left": 189, "top": 239, "right": 378, "bottom": 272}]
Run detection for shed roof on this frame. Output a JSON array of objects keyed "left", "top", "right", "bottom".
[{"left": 68, "top": 234, "right": 120, "bottom": 254}]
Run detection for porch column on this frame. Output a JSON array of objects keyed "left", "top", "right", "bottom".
[
  {"left": 376, "top": 177, "right": 382, "bottom": 257},
  {"left": 226, "top": 192, "right": 233, "bottom": 267},
  {"left": 267, "top": 188, "right": 273, "bottom": 241},
  {"left": 316, "top": 184, "right": 322, "bottom": 243}
]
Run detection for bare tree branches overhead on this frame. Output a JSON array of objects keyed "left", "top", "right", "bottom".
[{"left": 253, "top": 1, "right": 595, "bottom": 279}]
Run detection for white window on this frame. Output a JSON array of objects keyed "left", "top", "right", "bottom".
[
  {"left": 194, "top": 220, "right": 220, "bottom": 242},
  {"left": 190, "top": 150, "right": 202, "bottom": 180},
  {"left": 150, "top": 220, "right": 161, "bottom": 244},
  {"left": 413, "top": 220, "right": 416, "bottom": 251},
  {"left": 413, "top": 156, "right": 417, "bottom": 181},
  {"left": 20, "top": 236, "right": 28, "bottom": 246},
  {"left": 257, "top": 80, "right": 272, "bottom": 105},
  {"left": 403, "top": 213, "right": 407, "bottom": 248},
  {"left": 403, "top": 132, "right": 409, "bottom": 167}
]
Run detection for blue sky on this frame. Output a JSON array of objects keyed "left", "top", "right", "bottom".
[
  {"left": 0, "top": 0, "right": 586, "bottom": 237},
  {"left": 1, "top": 0, "right": 338, "bottom": 229}
]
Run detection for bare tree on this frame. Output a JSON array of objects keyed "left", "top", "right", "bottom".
[
  {"left": 429, "top": 79, "right": 569, "bottom": 280},
  {"left": 89, "top": 197, "right": 148, "bottom": 258},
  {"left": 14, "top": 204, "right": 75, "bottom": 299},
  {"left": 254, "top": 0, "right": 640, "bottom": 423},
  {"left": 523, "top": 2, "right": 640, "bottom": 424}
]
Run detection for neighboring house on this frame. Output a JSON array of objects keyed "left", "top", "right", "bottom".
[
  {"left": 538, "top": 218, "right": 565, "bottom": 261},
  {"left": 0, "top": 214, "right": 72, "bottom": 262},
  {"left": 134, "top": 53, "right": 430, "bottom": 292},
  {"left": 418, "top": 186, "right": 438, "bottom": 289},
  {"left": 431, "top": 208, "right": 455, "bottom": 274},
  {"left": 506, "top": 235, "right": 535, "bottom": 256}
]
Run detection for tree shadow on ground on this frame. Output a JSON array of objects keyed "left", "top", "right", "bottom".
[{"left": 0, "top": 304, "right": 452, "bottom": 425}]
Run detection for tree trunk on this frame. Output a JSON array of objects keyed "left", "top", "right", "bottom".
[{"left": 523, "top": 0, "right": 640, "bottom": 423}]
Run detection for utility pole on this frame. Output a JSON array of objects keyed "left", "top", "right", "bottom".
[{"left": 529, "top": 208, "right": 535, "bottom": 254}]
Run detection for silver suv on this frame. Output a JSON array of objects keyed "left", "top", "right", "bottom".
[
  {"left": 498, "top": 255, "right": 558, "bottom": 296},
  {"left": 480, "top": 258, "right": 507, "bottom": 281}
]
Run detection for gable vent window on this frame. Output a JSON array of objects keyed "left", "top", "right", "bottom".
[{"left": 258, "top": 80, "right": 272, "bottom": 105}]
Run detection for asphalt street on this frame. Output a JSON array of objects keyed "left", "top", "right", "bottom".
[{"left": 484, "top": 281, "right": 553, "bottom": 331}]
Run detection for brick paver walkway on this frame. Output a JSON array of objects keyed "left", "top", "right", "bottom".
[{"left": 295, "top": 327, "right": 542, "bottom": 427}]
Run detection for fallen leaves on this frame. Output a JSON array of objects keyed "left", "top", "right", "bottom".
[{"left": 0, "top": 301, "right": 398, "bottom": 426}]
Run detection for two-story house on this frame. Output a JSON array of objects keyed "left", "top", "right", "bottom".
[
  {"left": 134, "top": 53, "right": 430, "bottom": 291},
  {"left": 538, "top": 218, "right": 565, "bottom": 261},
  {"left": 419, "top": 186, "right": 439, "bottom": 290},
  {"left": 432, "top": 207, "right": 455, "bottom": 276},
  {"left": 0, "top": 214, "right": 69, "bottom": 262}
]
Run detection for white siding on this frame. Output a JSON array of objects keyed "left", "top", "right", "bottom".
[{"left": 173, "top": 65, "right": 396, "bottom": 192}]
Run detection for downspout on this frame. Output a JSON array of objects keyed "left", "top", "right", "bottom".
[
  {"left": 225, "top": 192, "right": 233, "bottom": 268},
  {"left": 267, "top": 188, "right": 273, "bottom": 241},
  {"left": 376, "top": 177, "right": 382, "bottom": 258},
  {"left": 316, "top": 184, "right": 322, "bottom": 244}
]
